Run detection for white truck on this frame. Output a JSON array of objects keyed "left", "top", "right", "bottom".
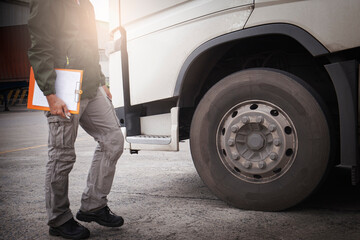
[{"left": 107, "top": 0, "right": 360, "bottom": 211}]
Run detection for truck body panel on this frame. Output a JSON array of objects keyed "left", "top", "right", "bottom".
[
  {"left": 118, "top": 0, "right": 254, "bottom": 106},
  {"left": 108, "top": 0, "right": 360, "bottom": 209},
  {"left": 246, "top": 0, "right": 360, "bottom": 53}
]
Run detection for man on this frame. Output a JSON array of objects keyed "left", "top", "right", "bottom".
[{"left": 28, "top": 0, "right": 124, "bottom": 239}]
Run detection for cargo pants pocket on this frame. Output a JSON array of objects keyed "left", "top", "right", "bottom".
[
  {"left": 99, "top": 87, "right": 121, "bottom": 128},
  {"left": 47, "top": 115, "right": 75, "bottom": 149}
]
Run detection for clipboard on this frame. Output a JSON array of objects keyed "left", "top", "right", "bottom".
[{"left": 27, "top": 67, "right": 83, "bottom": 114}]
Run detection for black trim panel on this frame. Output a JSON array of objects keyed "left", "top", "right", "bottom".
[
  {"left": 115, "top": 96, "right": 178, "bottom": 128},
  {"left": 115, "top": 106, "right": 125, "bottom": 127},
  {"left": 119, "top": 1, "right": 141, "bottom": 136},
  {"left": 325, "top": 60, "right": 359, "bottom": 167},
  {"left": 141, "top": 97, "right": 178, "bottom": 116},
  {"left": 174, "top": 23, "right": 329, "bottom": 97}
]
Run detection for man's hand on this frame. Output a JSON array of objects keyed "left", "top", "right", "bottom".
[
  {"left": 46, "top": 94, "right": 70, "bottom": 119},
  {"left": 102, "top": 85, "right": 112, "bottom": 101}
]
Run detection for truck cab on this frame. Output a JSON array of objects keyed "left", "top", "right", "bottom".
[{"left": 108, "top": 0, "right": 360, "bottom": 211}]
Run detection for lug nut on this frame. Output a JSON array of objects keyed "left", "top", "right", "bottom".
[
  {"left": 241, "top": 116, "right": 250, "bottom": 124},
  {"left": 256, "top": 116, "right": 264, "bottom": 123},
  {"left": 269, "top": 152, "right": 278, "bottom": 160},
  {"left": 258, "top": 161, "right": 266, "bottom": 169},
  {"left": 232, "top": 152, "right": 240, "bottom": 160},
  {"left": 269, "top": 124, "right": 277, "bottom": 132},
  {"left": 274, "top": 139, "right": 281, "bottom": 146},
  {"left": 231, "top": 125, "right": 239, "bottom": 133},
  {"left": 228, "top": 139, "right": 235, "bottom": 146},
  {"left": 243, "top": 161, "right": 252, "bottom": 169}
]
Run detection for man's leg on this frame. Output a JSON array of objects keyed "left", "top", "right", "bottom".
[
  {"left": 45, "top": 111, "right": 81, "bottom": 227},
  {"left": 78, "top": 87, "right": 124, "bottom": 212},
  {"left": 45, "top": 100, "right": 93, "bottom": 239}
]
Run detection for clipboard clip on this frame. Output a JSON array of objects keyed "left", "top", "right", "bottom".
[{"left": 75, "top": 82, "right": 83, "bottom": 103}]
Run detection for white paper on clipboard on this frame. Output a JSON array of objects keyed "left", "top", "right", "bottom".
[{"left": 32, "top": 69, "right": 82, "bottom": 112}]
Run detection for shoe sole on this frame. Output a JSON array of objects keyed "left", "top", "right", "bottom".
[
  {"left": 49, "top": 228, "right": 90, "bottom": 240},
  {"left": 76, "top": 214, "right": 124, "bottom": 228}
]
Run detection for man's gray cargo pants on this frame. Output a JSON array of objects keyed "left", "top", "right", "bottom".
[{"left": 45, "top": 87, "right": 124, "bottom": 227}]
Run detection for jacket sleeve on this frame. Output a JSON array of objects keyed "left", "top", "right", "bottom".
[{"left": 27, "top": 0, "right": 57, "bottom": 96}]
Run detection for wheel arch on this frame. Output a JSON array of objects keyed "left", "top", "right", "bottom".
[
  {"left": 175, "top": 23, "right": 337, "bottom": 142},
  {"left": 175, "top": 23, "right": 330, "bottom": 107}
]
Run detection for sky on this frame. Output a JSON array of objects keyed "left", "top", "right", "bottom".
[{"left": 90, "top": 0, "right": 109, "bottom": 22}]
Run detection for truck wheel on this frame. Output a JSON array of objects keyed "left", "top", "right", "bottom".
[{"left": 190, "top": 68, "right": 330, "bottom": 211}]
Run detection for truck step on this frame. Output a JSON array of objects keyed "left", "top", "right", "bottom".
[{"left": 126, "top": 135, "right": 171, "bottom": 145}]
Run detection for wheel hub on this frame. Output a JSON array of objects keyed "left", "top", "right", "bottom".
[
  {"left": 247, "top": 133, "right": 265, "bottom": 150},
  {"left": 217, "top": 100, "right": 297, "bottom": 183}
]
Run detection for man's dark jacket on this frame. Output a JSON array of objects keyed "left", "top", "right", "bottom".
[{"left": 28, "top": 0, "right": 105, "bottom": 99}]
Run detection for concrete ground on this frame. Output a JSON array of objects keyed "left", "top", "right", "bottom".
[{"left": 0, "top": 107, "right": 359, "bottom": 240}]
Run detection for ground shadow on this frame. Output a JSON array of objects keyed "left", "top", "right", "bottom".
[{"left": 300, "top": 167, "right": 360, "bottom": 211}]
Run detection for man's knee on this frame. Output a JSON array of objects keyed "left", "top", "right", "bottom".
[
  {"left": 112, "top": 128, "right": 124, "bottom": 158},
  {"left": 111, "top": 129, "right": 124, "bottom": 159}
]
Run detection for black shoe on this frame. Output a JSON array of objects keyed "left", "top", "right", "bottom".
[
  {"left": 76, "top": 206, "right": 124, "bottom": 227},
  {"left": 49, "top": 218, "right": 90, "bottom": 239}
]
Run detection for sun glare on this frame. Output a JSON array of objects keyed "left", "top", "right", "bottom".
[{"left": 90, "top": 0, "right": 109, "bottom": 22}]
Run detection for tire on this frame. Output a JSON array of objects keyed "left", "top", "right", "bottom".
[{"left": 190, "top": 68, "right": 330, "bottom": 211}]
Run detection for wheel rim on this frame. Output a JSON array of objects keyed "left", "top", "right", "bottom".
[{"left": 216, "top": 100, "right": 298, "bottom": 183}]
